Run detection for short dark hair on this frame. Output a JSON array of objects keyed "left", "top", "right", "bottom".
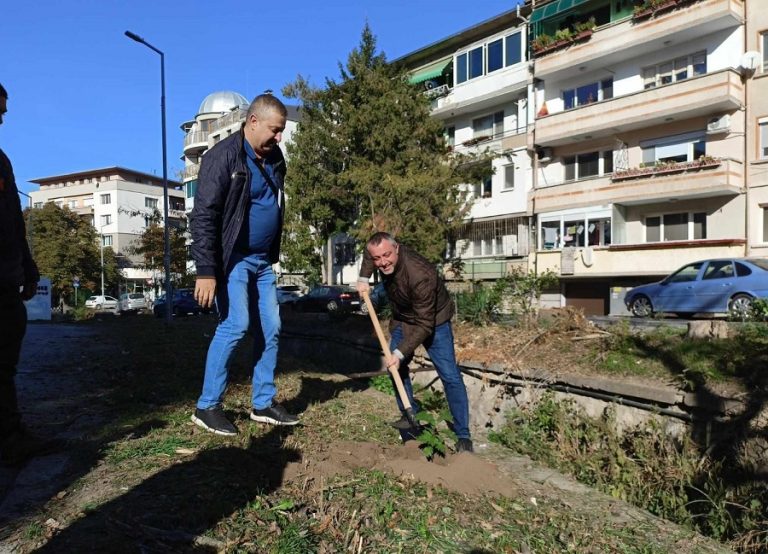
[
  {"left": 246, "top": 93, "right": 287, "bottom": 120},
  {"left": 367, "top": 232, "right": 397, "bottom": 249},
  {"left": 0, "top": 83, "right": 7, "bottom": 100}
]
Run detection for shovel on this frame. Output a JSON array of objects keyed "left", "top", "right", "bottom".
[{"left": 360, "top": 290, "right": 420, "bottom": 432}]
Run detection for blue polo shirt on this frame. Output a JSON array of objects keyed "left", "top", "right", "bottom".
[{"left": 233, "top": 141, "right": 280, "bottom": 258}]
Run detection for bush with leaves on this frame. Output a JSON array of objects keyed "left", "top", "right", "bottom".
[{"left": 415, "top": 409, "right": 457, "bottom": 461}]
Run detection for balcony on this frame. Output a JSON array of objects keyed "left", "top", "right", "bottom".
[
  {"left": 209, "top": 108, "right": 246, "bottom": 134},
  {"left": 535, "top": 239, "right": 746, "bottom": 277},
  {"left": 534, "top": 0, "right": 744, "bottom": 79},
  {"left": 532, "top": 158, "right": 742, "bottom": 212},
  {"left": 182, "top": 163, "right": 200, "bottom": 181},
  {"left": 183, "top": 131, "right": 208, "bottom": 155},
  {"left": 168, "top": 209, "right": 186, "bottom": 219},
  {"left": 535, "top": 69, "right": 743, "bottom": 147}
]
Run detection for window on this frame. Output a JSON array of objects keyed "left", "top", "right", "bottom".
[
  {"left": 760, "top": 119, "right": 768, "bottom": 159},
  {"left": 100, "top": 214, "right": 112, "bottom": 226},
  {"left": 102, "top": 235, "right": 113, "bottom": 247},
  {"left": 645, "top": 212, "right": 707, "bottom": 242},
  {"left": 145, "top": 197, "right": 158, "bottom": 209},
  {"left": 487, "top": 39, "right": 503, "bottom": 73},
  {"left": 539, "top": 213, "right": 611, "bottom": 250},
  {"left": 666, "top": 262, "right": 703, "bottom": 283},
  {"left": 472, "top": 111, "right": 504, "bottom": 139},
  {"left": 763, "top": 32, "right": 768, "bottom": 72},
  {"left": 101, "top": 193, "right": 111, "bottom": 205},
  {"left": 505, "top": 32, "right": 522, "bottom": 66},
  {"left": 33, "top": 202, "right": 43, "bottom": 208},
  {"left": 641, "top": 132, "right": 705, "bottom": 164},
  {"left": 563, "top": 79, "right": 613, "bottom": 110},
  {"left": 186, "top": 180, "right": 198, "bottom": 199},
  {"left": 563, "top": 150, "right": 612, "bottom": 181},
  {"left": 68, "top": 200, "right": 77, "bottom": 209},
  {"left": 503, "top": 165, "right": 515, "bottom": 190},
  {"left": 702, "top": 260, "right": 734, "bottom": 280},
  {"left": 763, "top": 207, "right": 768, "bottom": 242},
  {"left": 474, "top": 174, "right": 493, "bottom": 199},
  {"left": 643, "top": 51, "right": 706, "bottom": 89},
  {"left": 445, "top": 127, "right": 455, "bottom": 148},
  {"left": 455, "top": 30, "right": 524, "bottom": 84}
]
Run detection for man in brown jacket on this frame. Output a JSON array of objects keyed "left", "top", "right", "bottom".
[{"left": 357, "top": 232, "right": 472, "bottom": 453}]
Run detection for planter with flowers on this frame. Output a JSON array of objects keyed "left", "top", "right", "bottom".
[
  {"left": 533, "top": 18, "right": 596, "bottom": 57},
  {"left": 633, "top": 0, "right": 699, "bottom": 20},
  {"left": 612, "top": 156, "right": 721, "bottom": 181}
]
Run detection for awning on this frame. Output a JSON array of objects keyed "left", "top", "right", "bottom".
[
  {"left": 408, "top": 58, "right": 452, "bottom": 85},
  {"left": 530, "top": 0, "right": 590, "bottom": 24}
]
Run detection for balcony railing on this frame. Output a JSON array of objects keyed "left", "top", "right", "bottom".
[
  {"left": 182, "top": 164, "right": 200, "bottom": 180},
  {"left": 534, "top": 0, "right": 743, "bottom": 78},
  {"left": 183, "top": 131, "right": 208, "bottom": 148},
  {"left": 535, "top": 69, "right": 742, "bottom": 146},
  {"left": 611, "top": 157, "right": 721, "bottom": 181},
  {"left": 209, "top": 108, "right": 247, "bottom": 134}
]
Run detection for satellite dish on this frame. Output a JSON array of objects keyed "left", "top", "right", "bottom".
[{"left": 739, "top": 51, "right": 761, "bottom": 72}]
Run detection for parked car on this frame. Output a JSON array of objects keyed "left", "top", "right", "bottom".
[
  {"left": 119, "top": 292, "right": 148, "bottom": 314},
  {"left": 277, "top": 284, "right": 302, "bottom": 305},
  {"left": 84, "top": 295, "right": 119, "bottom": 311},
  {"left": 153, "top": 288, "right": 207, "bottom": 318},
  {"left": 624, "top": 258, "right": 768, "bottom": 319},
  {"left": 292, "top": 285, "right": 364, "bottom": 314}
]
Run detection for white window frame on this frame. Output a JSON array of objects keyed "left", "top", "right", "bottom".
[
  {"left": 762, "top": 32, "right": 768, "bottom": 73},
  {"left": 100, "top": 214, "right": 112, "bottom": 226},
  {"left": 644, "top": 211, "right": 707, "bottom": 242},
  {"left": 759, "top": 117, "right": 768, "bottom": 159},
  {"left": 472, "top": 111, "right": 504, "bottom": 140},
  {"left": 503, "top": 164, "right": 515, "bottom": 190},
  {"left": 100, "top": 193, "right": 111, "bottom": 205},
  {"left": 562, "top": 150, "right": 613, "bottom": 182},
  {"left": 640, "top": 131, "right": 706, "bottom": 165},
  {"left": 455, "top": 29, "right": 525, "bottom": 85},
  {"left": 102, "top": 235, "right": 113, "bottom": 247},
  {"left": 562, "top": 78, "right": 613, "bottom": 110},
  {"left": 642, "top": 51, "right": 706, "bottom": 89},
  {"left": 538, "top": 208, "right": 612, "bottom": 250},
  {"left": 145, "top": 197, "right": 158, "bottom": 209}
]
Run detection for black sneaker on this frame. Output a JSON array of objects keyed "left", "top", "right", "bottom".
[
  {"left": 191, "top": 407, "right": 238, "bottom": 436},
  {"left": 250, "top": 403, "right": 299, "bottom": 426},
  {"left": 455, "top": 438, "right": 474, "bottom": 453}
]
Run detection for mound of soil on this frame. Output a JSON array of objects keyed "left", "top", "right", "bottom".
[{"left": 284, "top": 440, "right": 517, "bottom": 497}]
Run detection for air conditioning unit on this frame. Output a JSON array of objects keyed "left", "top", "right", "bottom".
[
  {"left": 707, "top": 115, "right": 730, "bottom": 135},
  {"left": 537, "top": 147, "right": 553, "bottom": 163}
]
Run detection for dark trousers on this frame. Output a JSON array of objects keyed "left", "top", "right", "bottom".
[{"left": 0, "top": 288, "right": 26, "bottom": 442}]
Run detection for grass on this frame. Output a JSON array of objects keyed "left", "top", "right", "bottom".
[
  {"left": 489, "top": 393, "right": 768, "bottom": 553},
  {"left": 5, "top": 314, "right": 736, "bottom": 553}
]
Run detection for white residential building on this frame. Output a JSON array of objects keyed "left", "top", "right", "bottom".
[
  {"left": 29, "top": 167, "right": 185, "bottom": 293},
  {"left": 396, "top": 8, "right": 533, "bottom": 281}
]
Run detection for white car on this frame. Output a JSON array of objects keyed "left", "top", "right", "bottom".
[
  {"left": 85, "top": 295, "right": 119, "bottom": 310},
  {"left": 119, "top": 292, "right": 148, "bottom": 313}
]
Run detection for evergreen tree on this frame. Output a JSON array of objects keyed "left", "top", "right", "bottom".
[{"left": 282, "top": 25, "right": 491, "bottom": 278}]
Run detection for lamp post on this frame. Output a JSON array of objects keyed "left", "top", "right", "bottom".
[
  {"left": 100, "top": 226, "right": 105, "bottom": 297},
  {"left": 125, "top": 30, "right": 173, "bottom": 324}
]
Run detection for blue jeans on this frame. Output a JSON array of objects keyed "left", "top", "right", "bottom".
[
  {"left": 389, "top": 321, "right": 471, "bottom": 439},
  {"left": 197, "top": 255, "right": 280, "bottom": 411}
]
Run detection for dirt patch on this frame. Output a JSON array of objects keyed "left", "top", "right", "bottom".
[{"left": 284, "top": 439, "right": 517, "bottom": 498}]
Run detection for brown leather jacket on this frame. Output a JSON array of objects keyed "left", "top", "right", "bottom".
[{"left": 360, "top": 244, "right": 454, "bottom": 358}]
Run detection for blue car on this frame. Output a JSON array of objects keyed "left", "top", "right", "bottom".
[
  {"left": 624, "top": 258, "right": 768, "bottom": 319},
  {"left": 153, "top": 288, "right": 209, "bottom": 318}
]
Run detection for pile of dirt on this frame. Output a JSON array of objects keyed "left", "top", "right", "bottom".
[{"left": 283, "top": 440, "right": 517, "bottom": 497}]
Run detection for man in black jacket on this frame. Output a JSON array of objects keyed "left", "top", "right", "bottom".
[
  {"left": 357, "top": 232, "right": 473, "bottom": 453},
  {"left": 0, "top": 83, "right": 53, "bottom": 465},
  {"left": 190, "top": 94, "right": 298, "bottom": 435}
]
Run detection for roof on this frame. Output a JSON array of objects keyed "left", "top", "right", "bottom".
[{"left": 29, "top": 166, "right": 182, "bottom": 187}]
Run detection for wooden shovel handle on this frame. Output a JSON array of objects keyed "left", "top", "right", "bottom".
[{"left": 361, "top": 290, "right": 413, "bottom": 411}]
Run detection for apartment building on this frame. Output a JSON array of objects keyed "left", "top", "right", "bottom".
[
  {"left": 395, "top": 8, "right": 533, "bottom": 282},
  {"left": 28, "top": 167, "right": 185, "bottom": 290},
  {"left": 528, "top": 0, "right": 755, "bottom": 315}
]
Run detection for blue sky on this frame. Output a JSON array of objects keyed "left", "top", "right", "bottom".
[{"left": 3, "top": 0, "right": 521, "bottom": 198}]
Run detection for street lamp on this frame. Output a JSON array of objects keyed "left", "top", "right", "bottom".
[
  {"left": 100, "top": 224, "right": 106, "bottom": 297},
  {"left": 125, "top": 30, "right": 173, "bottom": 324}
]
